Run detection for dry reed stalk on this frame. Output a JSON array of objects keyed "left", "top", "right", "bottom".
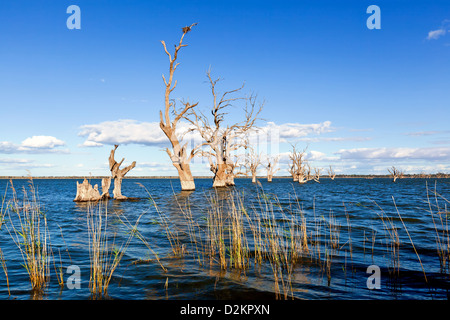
[
  {"left": 52, "top": 248, "right": 64, "bottom": 289},
  {"left": 371, "top": 200, "right": 400, "bottom": 278},
  {"left": 426, "top": 183, "right": 450, "bottom": 277},
  {"left": 87, "top": 201, "right": 140, "bottom": 298},
  {"left": 392, "top": 197, "right": 427, "bottom": 283},
  {"left": 158, "top": 211, "right": 186, "bottom": 258},
  {"left": 0, "top": 249, "right": 9, "bottom": 296},
  {"left": 114, "top": 199, "right": 168, "bottom": 273},
  {"left": 371, "top": 228, "right": 377, "bottom": 263},
  {"left": 229, "top": 197, "right": 249, "bottom": 269},
  {"left": 6, "top": 180, "right": 51, "bottom": 294},
  {"left": 0, "top": 185, "right": 9, "bottom": 296}
]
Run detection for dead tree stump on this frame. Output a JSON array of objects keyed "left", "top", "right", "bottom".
[
  {"left": 74, "top": 178, "right": 102, "bottom": 202},
  {"left": 109, "top": 145, "right": 136, "bottom": 200}
]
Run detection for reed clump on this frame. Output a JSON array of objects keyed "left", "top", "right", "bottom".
[
  {"left": 5, "top": 180, "right": 51, "bottom": 295},
  {"left": 0, "top": 184, "right": 9, "bottom": 296},
  {"left": 426, "top": 183, "right": 450, "bottom": 278},
  {"left": 87, "top": 201, "right": 137, "bottom": 298},
  {"left": 164, "top": 187, "right": 345, "bottom": 299}
]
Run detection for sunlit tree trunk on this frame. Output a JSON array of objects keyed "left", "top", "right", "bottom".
[
  {"left": 109, "top": 145, "right": 136, "bottom": 200},
  {"left": 159, "top": 23, "right": 200, "bottom": 191}
]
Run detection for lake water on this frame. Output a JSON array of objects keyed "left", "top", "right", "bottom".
[{"left": 0, "top": 177, "right": 449, "bottom": 300}]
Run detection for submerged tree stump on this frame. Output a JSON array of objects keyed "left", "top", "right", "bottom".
[
  {"left": 74, "top": 178, "right": 103, "bottom": 202},
  {"left": 73, "top": 146, "right": 136, "bottom": 201}
]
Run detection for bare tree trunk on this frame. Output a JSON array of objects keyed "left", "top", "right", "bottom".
[
  {"left": 175, "top": 163, "right": 195, "bottom": 191},
  {"left": 109, "top": 145, "right": 136, "bottom": 200},
  {"left": 159, "top": 23, "right": 200, "bottom": 192},
  {"left": 266, "top": 156, "right": 279, "bottom": 183},
  {"left": 101, "top": 177, "right": 111, "bottom": 199},
  {"left": 251, "top": 172, "right": 257, "bottom": 184},
  {"left": 328, "top": 165, "right": 336, "bottom": 180},
  {"left": 298, "top": 174, "right": 308, "bottom": 184},
  {"left": 225, "top": 163, "right": 236, "bottom": 186},
  {"left": 226, "top": 175, "right": 235, "bottom": 186},
  {"left": 212, "top": 163, "right": 228, "bottom": 188}
]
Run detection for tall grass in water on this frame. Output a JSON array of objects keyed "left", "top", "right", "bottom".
[
  {"left": 87, "top": 201, "right": 137, "bottom": 298},
  {"left": 371, "top": 201, "right": 400, "bottom": 279},
  {"left": 170, "top": 188, "right": 311, "bottom": 299},
  {"left": 5, "top": 180, "right": 51, "bottom": 296},
  {"left": 426, "top": 183, "right": 450, "bottom": 278},
  {"left": 0, "top": 184, "right": 10, "bottom": 295}
]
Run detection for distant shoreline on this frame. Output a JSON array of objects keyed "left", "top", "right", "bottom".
[{"left": 0, "top": 174, "right": 448, "bottom": 180}]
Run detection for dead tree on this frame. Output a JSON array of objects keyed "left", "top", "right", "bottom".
[
  {"left": 288, "top": 164, "right": 298, "bottom": 182},
  {"left": 266, "top": 155, "right": 280, "bottom": 182},
  {"left": 159, "top": 23, "right": 202, "bottom": 191},
  {"left": 184, "top": 70, "right": 262, "bottom": 188},
  {"left": 305, "top": 163, "right": 313, "bottom": 183},
  {"left": 312, "top": 167, "right": 321, "bottom": 183},
  {"left": 388, "top": 166, "right": 403, "bottom": 182},
  {"left": 224, "top": 154, "right": 248, "bottom": 186},
  {"left": 289, "top": 145, "right": 309, "bottom": 184},
  {"left": 109, "top": 145, "right": 136, "bottom": 199},
  {"left": 246, "top": 149, "right": 263, "bottom": 184},
  {"left": 327, "top": 165, "right": 336, "bottom": 180}
]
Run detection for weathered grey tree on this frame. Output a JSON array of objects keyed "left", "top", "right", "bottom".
[
  {"left": 266, "top": 155, "right": 280, "bottom": 182},
  {"left": 388, "top": 166, "right": 403, "bottom": 182},
  {"left": 184, "top": 71, "right": 262, "bottom": 187},
  {"left": 327, "top": 165, "right": 336, "bottom": 180},
  {"left": 225, "top": 154, "right": 247, "bottom": 186},
  {"left": 312, "top": 167, "right": 321, "bottom": 183},
  {"left": 289, "top": 145, "right": 309, "bottom": 184},
  {"left": 159, "top": 23, "right": 201, "bottom": 191},
  {"left": 246, "top": 149, "right": 263, "bottom": 184},
  {"left": 109, "top": 145, "right": 136, "bottom": 199}
]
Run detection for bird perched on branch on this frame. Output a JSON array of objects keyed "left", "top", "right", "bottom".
[{"left": 182, "top": 22, "right": 198, "bottom": 34}]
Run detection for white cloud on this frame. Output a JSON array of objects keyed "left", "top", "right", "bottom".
[
  {"left": 79, "top": 119, "right": 334, "bottom": 150},
  {"left": 21, "top": 136, "right": 65, "bottom": 149},
  {"left": 405, "top": 130, "right": 450, "bottom": 137},
  {"left": 427, "top": 20, "right": 450, "bottom": 40},
  {"left": 0, "top": 158, "right": 55, "bottom": 169},
  {"left": 298, "top": 136, "right": 371, "bottom": 143},
  {"left": 257, "top": 121, "right": 333, "bottom": 142},
  {"left": 0, "top": 158, "right": 32, "bottom": 164},
  {"left": 0, "top": 136, "right": 68, "bottom": 154},
  {"left": 78, "top": 120, "right": 169, "bottom": 147},
  {"left": 0, "top": 142, "right": 19, "bottom": 154},
  {"left": 79, "top": 140, "right": 104, "bottom": 148},
  {"left": 305, "top": 150, "right": 338, "bottom": 161},
  {"left": 336, "top": 146, "right": 450, "bottom": 161},
  {"left": 427, "top": 29, "right": 446, "bottom": 40}
]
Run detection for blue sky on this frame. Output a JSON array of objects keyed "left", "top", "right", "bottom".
[{"left": 1, "top": 0, "right": 449, "bottom": 176}]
